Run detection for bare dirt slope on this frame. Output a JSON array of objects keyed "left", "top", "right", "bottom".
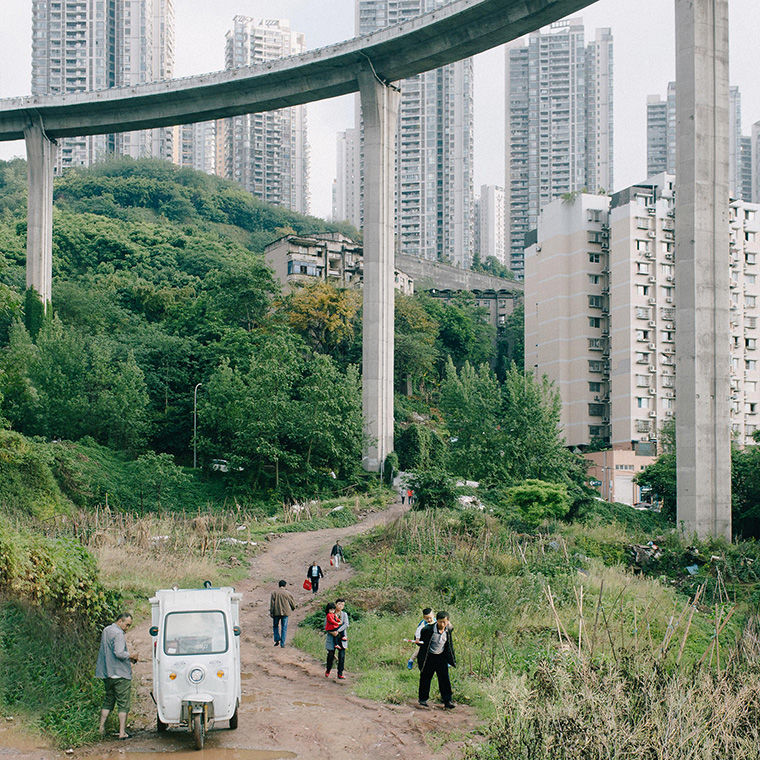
[{"left": 3, "top": 499, "right": 476, "bottom": 760}]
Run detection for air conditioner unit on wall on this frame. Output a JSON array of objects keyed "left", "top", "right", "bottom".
[
  {"left": 648, "top": 320, "right": 657, "bottom": 327},
  {"left": 649, "top": 410, "right": 658, "bottom": 418}
]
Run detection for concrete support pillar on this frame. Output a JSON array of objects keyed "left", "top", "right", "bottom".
[
  {"left": 358, "top": 69, "right": 399, "bottom": 472},
  {"left": 24, "top": 119, "right": 56, "bottom": 306},
  {"left": 675, "top": 0, "right": 731, "bottom": 539}
]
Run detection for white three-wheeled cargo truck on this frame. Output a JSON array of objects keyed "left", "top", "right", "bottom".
[{"left": 149, "top": 583, "right": 242, "bottom": 749}]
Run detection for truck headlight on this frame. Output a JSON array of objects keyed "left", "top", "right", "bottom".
[{"left": 189, "top": 667, "right": 205, "bottom": 684}]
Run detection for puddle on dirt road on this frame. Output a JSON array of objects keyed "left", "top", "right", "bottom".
[{"left": 101, "top": 750, "right": 296, "bottom": 760}]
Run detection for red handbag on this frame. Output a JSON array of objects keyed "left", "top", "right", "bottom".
[{"left": 303, "top": 578, "right": 312, "bottom": 590}]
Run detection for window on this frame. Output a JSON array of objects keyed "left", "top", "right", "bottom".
[
  {"left": 636, "top": 240, "right": 651, "bottom": 252},
  {"left": 636, "top": 397, "right": 650, "bottom": 409},
  {"left": 164, "top": 611, "right": 228, "bottom": 655},
  {"left": 588, "top": 274, "right": 601, "bottom": 285},
  {"left": 588, "top": 404, "right": 606, "bottom": 416},
  {"left": 636, "top": 285, "right": 650, "bottom": 296},
  {"left": 746, "top": 253, "right": 756, "bottom": 265},
  {"left": 588, "top": 338, "right": 604, "bottom": 350},
  {"left": 589, "top": 317, "right": 601, "bottom": 328},
  {"left": 746, "top": 360, "right": 757, "bottom": 371},
  {"left": 662, "top": 376, "right": 675, "bottom": 388},
  {"left": 588, "top": 253, "right": 600, "bottom": 263},
  {"left": 746, "top": 338, "right": 756, "bottom": 350},
  {"left": 746, "top": 296, "right": 756, "bottom": 308},
  {"left": 589, "top": 382, "right": 602, "bottom": 392},
  {"left": 637, "top": 262, "right": 650, "bottom": 275},
  {"left": 663, "top": 398, "right": 674, "bottom": 409},
  {"left": 588, "top": 295, "right": 603, "bottom": 309},
  {"left": 636, "top": 307, "right": 651, "bottom": 319},
  {"left": 636, "top": 352, "right": 650, "bottom": 364},
  {"left": 746, "top": 274, "right": 756, "bottom": 285},
  {"left": 636, "top": 329, "right": 650, "bottom": 341},
  {"left": 589, "top": 360, "right": 604, "bottom": 373},
  {"left": 636, "top": 375, "right": 650, "bottom": 387}
]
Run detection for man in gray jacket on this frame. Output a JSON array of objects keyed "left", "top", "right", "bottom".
[
  {"left": 269, "top": 580, "right": 296, "bottom": 647},
  {"left": 96, "top": 612, "right": 138, "bottom": 739}
]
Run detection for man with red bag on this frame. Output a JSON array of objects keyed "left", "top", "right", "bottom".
[{"left": 306, "top": 560, "right": 324, "bottom": 594}]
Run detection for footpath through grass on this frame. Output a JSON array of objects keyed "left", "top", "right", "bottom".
[{"left": 293, "top": 501, "right": 760, "bottom": 757}]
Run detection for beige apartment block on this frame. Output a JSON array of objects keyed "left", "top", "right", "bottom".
[
  {"left": 525, "top": 173, "right": 760, "bottom": 461},
  {"left": 264, "top": 232, "right": 413, "bottom": 295}
]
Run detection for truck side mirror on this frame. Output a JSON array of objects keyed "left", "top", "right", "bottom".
[
  {"left": 233, "top": 626, "right": 241, "bottom": 637},
  {"left": 149, "top": 626, "right": 159, "bottom": 636}
]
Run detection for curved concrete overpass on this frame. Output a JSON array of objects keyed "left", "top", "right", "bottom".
[{"left": 0, "top": 0, "right": 594, "bottom": 140}]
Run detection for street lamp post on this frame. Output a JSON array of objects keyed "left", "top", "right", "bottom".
[{"left": 193, "top": 382, "right": 202, "bottom": 469}]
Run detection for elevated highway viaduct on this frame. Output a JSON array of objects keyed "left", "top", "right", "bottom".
[{"left": 0, "top": 0, "right": 731, "bottom": 537}]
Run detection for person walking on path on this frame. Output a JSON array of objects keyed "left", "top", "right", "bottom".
[
  {"left": 325, "top": 598, "right": 349, "bottom": 679},
  {"left": 270, "top": 579, "right": 296, "bottom": 647},
  {"left": 96, "top": 612, "right": 138, "bottom": 739},
  {"left": 417, "top": 611, "right": 456, "bottom": 709},
  {"left": 307, "top": 561, "right": 324, "bottom": 594},
  {"left": 407, "top": 607, "right": 435, "bottom": 669},
  {"left": 330, "top": 540, "right": 344, "bottom": 569}
]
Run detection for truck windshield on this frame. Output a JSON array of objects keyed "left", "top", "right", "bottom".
[{"left": 163, "top": 611, "right": 228, "bottom": 655}]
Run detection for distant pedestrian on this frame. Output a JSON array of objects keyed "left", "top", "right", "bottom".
[
  {"left": 330, "top": 540, "right": 344, "bottom": 569},
  {"left": 269, "top": 580, "right": 296, "bottom": 647},
  {"left": 96, "top": 612, "right": 138, "bottom": 739},
  {"left": 400, "top": 490, "right": 406, "bottom": 505},
  {"left": 407, "top": 607, "right": 435, "bottom": 669},
  {"left": 325, "top": 598, "right": 349, "bottom": 679},
  {"left": 417, "top": 611, "right": 456, "bottom": 709},
  {"left": 407, "top": 488, "right": 414, "bottom": 506},
  {"left": 307, "top": 561, "right": 324, "bottom": 594}
]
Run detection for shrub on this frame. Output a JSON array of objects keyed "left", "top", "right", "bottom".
[
  {"left": 506, "top": 479, "right": 570, "bottom": 528},
  {"left": 407, "top": 469, "right": 459, "bottom": 510}
]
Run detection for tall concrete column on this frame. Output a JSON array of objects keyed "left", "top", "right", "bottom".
[
  {"left": 24, "top": 118, "right": 56, "bottom": 306},
  {"left": 675, "top": 0, "right": 731, "bottom": 539},
  {"left": 358, "top": 69, "right": 399, "bottom": 472}
]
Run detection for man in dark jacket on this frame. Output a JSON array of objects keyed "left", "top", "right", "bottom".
[
  {"left": 269, "top": 580, "right": 296, "bottom": 647},
  {"left": 417, "top": 610, "right": 456, "bottom": 708}
]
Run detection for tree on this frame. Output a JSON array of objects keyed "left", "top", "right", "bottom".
[
  {"left": 506, "top": 479, "right": 570, "bottom": 528},
  {"left": 133, "top": 451, "right": 189, "bottom": 512},
  {"left": 394, "top": 293, "right": 438, "bottom": 394},
  {"left": 439, "top": 358, "right": 501, "bottom": 481},
  {"left": 407, "top": 469, "right": 459, "bottom": 510},
  {"left": 497, "top": 302, "right": 524, "bottom": 375},
  {"left": 281, "top": 281, "right": 361, "bottom": 360}
]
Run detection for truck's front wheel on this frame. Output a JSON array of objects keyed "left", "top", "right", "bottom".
[{"left": 193, "top": 713, "right": 204, "bottom": 750}]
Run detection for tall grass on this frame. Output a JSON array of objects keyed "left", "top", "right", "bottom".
[{"left": 296, "top": 506, "right": 759, "bottom": 754}]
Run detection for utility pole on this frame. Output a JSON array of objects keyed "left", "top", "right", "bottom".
[{"left": 193, "top": 383, "right": 202, "bottom": 469}]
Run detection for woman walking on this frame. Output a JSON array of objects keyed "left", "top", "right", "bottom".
[{"left": 324, "top": 598, "right": 349, "bottom": 679}]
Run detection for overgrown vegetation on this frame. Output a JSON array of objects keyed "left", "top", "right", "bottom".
[{"left": 295, "top": 499, "right": 760, "bottom": 755}]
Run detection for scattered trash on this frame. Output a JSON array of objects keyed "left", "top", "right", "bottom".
[
  {"left": 685, "top": 564, "right": 700, "bottom": 575},
  {"left": 236, "top": 525, "right": 247, "bottom": 531},
  {"left": 219, "top": 538, "right": 257, "bottom": 546},
  {"left": 457, "top": 494, "right": 484, "bottom": 510},
  {"left": 65, "top": 749, "right": 74, "bottom": 755},
  {"left": 4, "top": 716, "right": 13, "bottom": 721},
  {"left": 628, "top": 542, "right": 662, "bottom": 569},
  {"left": 330, "top": 505, "right": 345, "bottom": 512},
  {"left": 150, "top": 535, "right": 169, "bottom": 543},
  {"left": 547, "top": 540, "right": 560, "bottom": 551}
]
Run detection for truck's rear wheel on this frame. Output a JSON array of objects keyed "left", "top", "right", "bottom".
[
  {"left": 229, "top": 705, "right": 238, "bottom": 730},
  {"left": 193, "top": 713, "right": 204, "bottom": 750},
  {"left": 157, "top": 711, "right": 167, "bottom": 733}
]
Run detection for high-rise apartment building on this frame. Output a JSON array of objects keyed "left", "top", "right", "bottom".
[
  {"left": 647, "top": 82, "right": 753, "bottom": 200},
  {"left": 752, "top": 121, "right": 760, "bottom": 204},
  {"left": 475, "top": 185, "right": 507, "bottom": 266},
  {"left": 223, "top": 17, "right": 309, "bottom": 214},
  {"left": 505, "top": 20, "right": 613, "bottom": 279},
  {"left": 171, "top": 122, "right": 217, "bottom": 175},
  {"left": 645, "top": 82, "right": 676, "bottom": 177},
  {"left": 31, "top": 0, "right": 174, "bottom": 171},
  {"left": 525, "top": 174, "right": 760, "bottom": 452},
  {"left": 346, "top": 0, "right": 474, "bottom": 267},
  {"left": 332, "top": 128, "right": 360, "bottom": 227}
]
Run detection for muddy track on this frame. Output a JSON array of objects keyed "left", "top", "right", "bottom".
[{"left": 5, "top": 500, "right": 476, "bottom": 759}]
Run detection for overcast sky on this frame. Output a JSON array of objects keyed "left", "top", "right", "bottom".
[{"left": 0, "top": 1, "right": 758, "bottom": 219}]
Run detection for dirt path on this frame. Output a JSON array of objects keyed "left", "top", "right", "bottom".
[{"left": 3, "top": 500, "right": 477, "bottom": 759}]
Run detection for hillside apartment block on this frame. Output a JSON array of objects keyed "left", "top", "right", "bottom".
[{"left": 525, "top": 175, "right": 760, "bottom": 504}]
